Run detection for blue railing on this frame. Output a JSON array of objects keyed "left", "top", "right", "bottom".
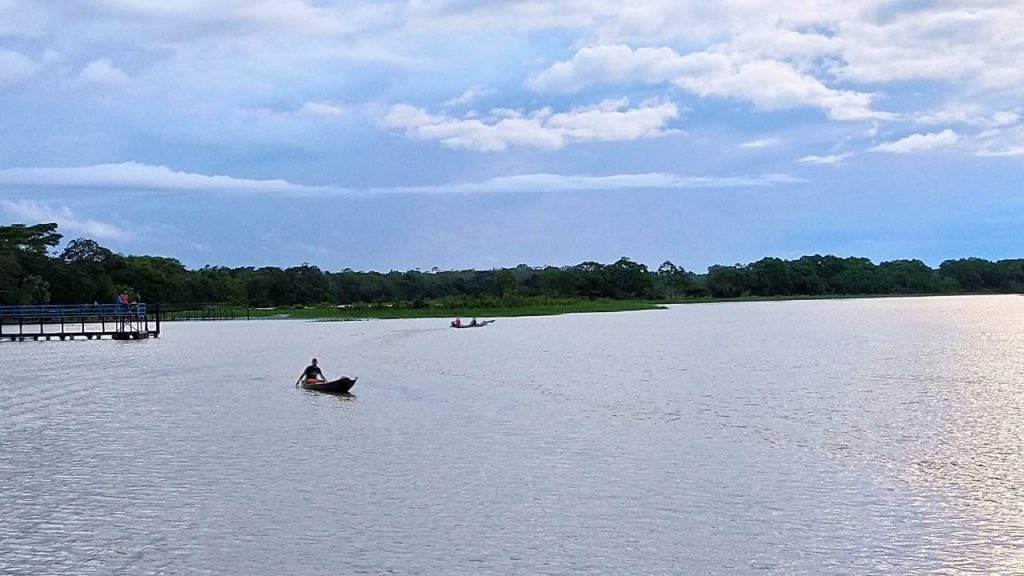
[{"left": 0, "top": 303, "right": 148, "bottom": 318}]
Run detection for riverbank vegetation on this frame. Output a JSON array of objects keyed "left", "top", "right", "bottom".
[{"left": 2, "top": 223, "right": 1022, "bottom": 315}]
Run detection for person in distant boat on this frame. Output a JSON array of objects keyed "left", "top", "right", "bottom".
[
  {"left": 470, "top": 318, "right": 478, "bottom": 326},
  {"left": 296, "top": 358, "right": 327, "bottom": 386},
  {"left": 452, "top": 318, "right": 462, "bottom": 328}
]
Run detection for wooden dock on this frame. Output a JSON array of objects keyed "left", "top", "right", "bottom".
[{"left": 0, "top": 304, "right": 160, "bottom": 342}]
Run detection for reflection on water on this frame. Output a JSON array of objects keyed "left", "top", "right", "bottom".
[
  {"left": 896, "top": 298, "right": 1024, "bottom": 574},
  {"left": 2, "top": 295, "right": 1023, "bottom": 575}
]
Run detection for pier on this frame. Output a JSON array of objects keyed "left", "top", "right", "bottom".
[{"left": 0, "top": 304, "right": 160, "bottom": 342}]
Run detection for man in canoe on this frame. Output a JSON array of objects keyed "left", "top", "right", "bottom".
[{"left": 296, "top": 358, "right": 327, "bottom": 386}]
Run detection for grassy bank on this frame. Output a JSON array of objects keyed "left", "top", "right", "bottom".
[
  {"left": 182, "top": 292, "right": 973, "bottom": 322},
  {"left": 248, "top": 298, "right": 666, "bottom": 321}
]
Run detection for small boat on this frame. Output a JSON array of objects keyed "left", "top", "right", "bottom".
[
  {"left": 450, "top": 319, "right": 495, "bottom": 329},
  {"left": 299, "top": 376, "right": 357, "bottom": 393}
]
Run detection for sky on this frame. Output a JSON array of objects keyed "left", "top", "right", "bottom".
[{"left": 1, "top": 0, "right": 1022, "bottom": 273}]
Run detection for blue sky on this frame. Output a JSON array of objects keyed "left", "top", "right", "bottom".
[{"left": 1, "top": 1, "right": 1022, "bottom": 273}]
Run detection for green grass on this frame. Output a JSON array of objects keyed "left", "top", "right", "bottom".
[
  {"left": 656, "top": 292, "right": 952, "bottom": 305},
  {"left": 247, "top": 298, "right": 666, "bottom": 320},
  {"left": 171, "top": 292, "right": 959, "bottom": 322}
]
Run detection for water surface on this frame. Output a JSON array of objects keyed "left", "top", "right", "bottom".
[{"left": 3, "top": 296, "right": 1023, "bottom": 574}]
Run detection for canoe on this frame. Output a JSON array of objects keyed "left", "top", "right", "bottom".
[
  {"left": 300, "top": 376, "right": 357, "bottom": 393},
  {"left": 450, "top": 319, "right": 495, "bottom": 329}
]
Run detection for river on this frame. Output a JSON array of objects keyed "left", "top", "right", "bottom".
[{"left": 2, "top": 295, "right": 1023, "bottom": 575}]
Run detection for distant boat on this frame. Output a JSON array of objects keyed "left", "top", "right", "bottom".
[
  {"left": 450, "top": 319, "right": 495, "bottom": 329},
  {"left": 299, "top": 376, "right": 357, "bottom": 393}
]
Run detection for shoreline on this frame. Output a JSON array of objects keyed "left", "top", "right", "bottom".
[{"left": 237, "top": 292, "right": 1007, "bottom": 321}]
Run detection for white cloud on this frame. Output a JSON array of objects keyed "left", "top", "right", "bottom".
[
  {"left": 976, "top": 147, "right": 1024, "bottom": 157},
  {"left": 0, "top": 48, "right": 38, "bottom": 84},
  {"left": 835, "top": 6, "right": 1024, "bottom": 89},
  {"left": 87, "top": 0, "right": 398, "bottom": 39},
  {"left": 798, "top": 153, "right": 853, "bottom": 166},
  {"left": 413, "top": 172, "right": 805, "bottom": 194},
  {"left": 300, "top": 101, "right": 346, "bottom": 117},
  {"left": 76, "top": 58, "right": 132, "bottom": 90},
  {"left": 0, "top": 162, "right": 310, "bottom": 194},
  {"left": 974, "top": 124, "right": 1024, "bottom": 157},
  {"left": 1, "top": 199, "right": 127, "bottom": 240},
  {"left": 871, "top": 129, "right": 960, "bottom": 154},
  {"left": 739, "top": 138, "right": 780, "bottom": 149},
  {"left": 988, "top": 111, "right": 1022, "bottom": 128},
  {"left": 528, "top": 44, "right": 893, "bottom": 121},
  {"left": 384, "top": 99, "right": 680, "bottom": 151},
  {"left": 6, "top": 1, "right": 1024, "bottom": 170},
  {"left": 916, "top": 107, "right": 1021, "bottom": 128},
  {"left": 0, "top": 162, "right": 801, "bottom": 196},
  {"left": 444, "top": 85, "right": 496, "bottom": 107}
]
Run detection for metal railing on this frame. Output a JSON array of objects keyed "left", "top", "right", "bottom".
[{"left": 0, "top": 303, "right": 149, "bottom": 319}]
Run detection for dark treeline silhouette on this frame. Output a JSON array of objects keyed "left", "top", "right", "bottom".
[{"left": 1, "top": 223, "right": 1022, "bottom": 307}]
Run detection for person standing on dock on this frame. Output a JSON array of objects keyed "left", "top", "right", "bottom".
[{"left": 296, "top": 358, "right": 327, "bottom": 386}]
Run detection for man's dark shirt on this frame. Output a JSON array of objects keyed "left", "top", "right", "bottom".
[{"left": 303, "top": 364, "right": 324, "bottom": 379}]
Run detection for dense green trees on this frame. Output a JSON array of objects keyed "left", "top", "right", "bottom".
[
  {"left": 0, "top": 222, "right": 1021, "bottom": 307},
  {"left": 1, "top": 223, "right": 62, "bottom": 305}
]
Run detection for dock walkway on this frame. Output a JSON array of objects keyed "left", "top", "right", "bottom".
[{"left": 0, "top": 304, "right": 160, "bottom": 341}]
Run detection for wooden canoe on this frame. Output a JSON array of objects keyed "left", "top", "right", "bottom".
[{"left": 299, "top": 376, "right": 357, "bottom": 393}]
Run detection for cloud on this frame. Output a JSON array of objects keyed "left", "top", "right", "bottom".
[
  {"left": 835, "top": 6, "right": 1024, "bottom": 89},
  {"left": 9, "top": 2, "right": 1022, "bottom": 160},
  {"left": 974, "top": 124, "right": 1024, "bottom": 157},
  {"left": 444, "top": 85, "right": 497, "bottom": 107},
  {"left": 400, "top": 172, "right": 805, "bottom": 194},
  {"left": 0, "top": 48, "right": 38, "bottom": 84},
  {"left": 384, "top": 98, "right": 680, "bottom": 151},
  {"left": 976, "top": 147, "right": 1024, "bottom": 157},
  {"left": 871, "top": 129, "right": 960, "bottom": 154},
  {"left": 0, "top": 161, "right": 800, "bottom": 196},
  {"left": 528, "top": 44, "right": 894, "bottom": 121},
  {"left": 299, "top": 101, "right": 346, "bottom": 117},
  {"left": 798, "top": 153, "right": 853, "bottom": 166},
  {"left": 739, "top": 138, "right": 780, "bottom": 149},
  {"left": 989, "top": 111, "right": 1022, "bottom": 127},
  {"left": 0, "top": 162, "right": 311, "bottom": 194},
  {"left": 76, "top": 58, "right": 132, "bottom": 90},
  {"left": 1, "top": 199, "right": 127, "bottom": 240},
  {"left": 916, "top": 107, "right": 1021, "bottom": 128}
]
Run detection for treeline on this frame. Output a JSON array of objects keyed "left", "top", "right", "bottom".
[{"left": 1, "top": 223, "right": 1022, "bottom": 307}]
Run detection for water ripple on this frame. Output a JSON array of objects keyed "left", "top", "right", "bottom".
[{"left": 3, "top": 297, "right": 1024, "bottom": 574}]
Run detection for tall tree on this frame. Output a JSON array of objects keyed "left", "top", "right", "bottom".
[
  {"left": 0, "top": 244, "right": 24, "bottom": 305},
  {"left": 0, "top": 223, "right": 62, "bottom": 257},
  {"left": 706, "top": 265, "right": 751, "bottom": 298},
  {"left": 606, "top": 257, "right": 652, "bottom": 298},
  {"left": 61, "top": 238, "right": 115, "bottom": 264}
]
